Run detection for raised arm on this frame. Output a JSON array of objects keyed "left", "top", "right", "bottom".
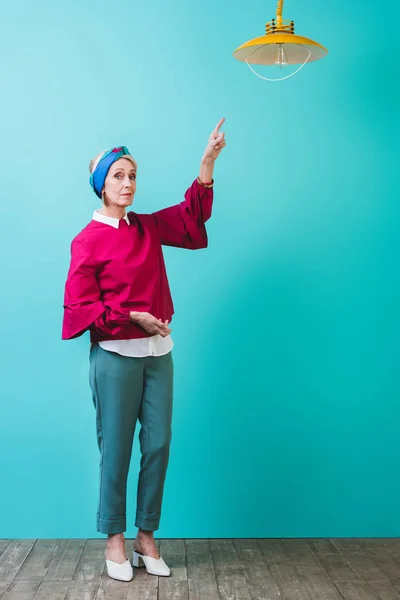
[
  {"left": 151, "top": 178, "right": 213, "bottom": 249},
  {"left": 151, "top": 117, "right": 226, "bottom": 249}
]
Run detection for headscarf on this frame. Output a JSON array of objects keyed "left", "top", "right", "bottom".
[{"left": 89, "top": 146, "right": 137, "bottom": 198}]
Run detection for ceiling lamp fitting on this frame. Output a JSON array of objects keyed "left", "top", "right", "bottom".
[{"left": 233, "top": 0, "right": 328, "bottom": 81}]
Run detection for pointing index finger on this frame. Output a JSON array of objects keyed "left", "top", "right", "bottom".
[{"left": 213, "top": 117, "right": 225, "bottom": 138}]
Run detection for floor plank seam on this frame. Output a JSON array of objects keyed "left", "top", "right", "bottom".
[
  {"left": 331, "top": 537, "right": 399, "bottom": 600},
  {"left": 307, "top": 540, "right": 347, "bottom": 600}
]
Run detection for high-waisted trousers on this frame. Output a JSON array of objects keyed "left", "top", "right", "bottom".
[{"left": 88, "top": 342, "right": 174, "bottom": 534}]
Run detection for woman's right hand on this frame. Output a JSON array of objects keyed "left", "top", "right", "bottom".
[{"left": 130, "top": 311, "right": 172, "bottom": 337}]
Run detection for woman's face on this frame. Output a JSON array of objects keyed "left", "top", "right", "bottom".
[{"left": 102, "top": 158, "right": 137, "bottom": 207}]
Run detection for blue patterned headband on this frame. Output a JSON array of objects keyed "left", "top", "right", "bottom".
[{"left": 89, "top": 146, "right": 136, "bottom": 198}]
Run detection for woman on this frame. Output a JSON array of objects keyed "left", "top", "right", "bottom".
[{"left": 61, "top": 118, "right": 226, "bottom": 582}]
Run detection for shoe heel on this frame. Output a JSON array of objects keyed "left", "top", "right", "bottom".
[{"left": 132, "top": 551, "right": 144, "bottom": 568}]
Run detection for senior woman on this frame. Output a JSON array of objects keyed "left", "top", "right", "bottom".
[{"left": 61, "top": 118, "right": 226, "bottom": 582}]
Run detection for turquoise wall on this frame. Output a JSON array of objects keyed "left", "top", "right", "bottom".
[{"left": 1, "top": 0, "right": 399, "bottom": 538}]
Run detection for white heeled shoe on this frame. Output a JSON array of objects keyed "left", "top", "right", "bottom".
[
  {"left": 105, "top": 558, "right": 134, "bottom": 581},
  {"left": 132, "top": 549, "right": 170, "bottom": 576}
]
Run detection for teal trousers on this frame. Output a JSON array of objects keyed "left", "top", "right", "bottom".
[{"left": 88, "top": 342, "right": 174, "bottom": 534}]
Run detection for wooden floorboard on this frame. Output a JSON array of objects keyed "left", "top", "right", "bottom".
[{"left": 0, "top": 539, "right": 399, "bottom": 600}]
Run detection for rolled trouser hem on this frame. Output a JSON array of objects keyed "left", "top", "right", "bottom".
[
  {"left": 135, "top": 510, "right": 160, "bottom": 531},
  {"left": 97, "top": 515, "right": 126, "bottom": 534}
]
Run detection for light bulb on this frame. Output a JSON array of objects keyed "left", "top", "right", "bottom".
[{"left": 274, "top": 44, "right": 288, "bottom": 68}]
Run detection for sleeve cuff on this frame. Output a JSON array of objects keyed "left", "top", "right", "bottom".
[{"left": 197, "top": 176, "right": 214, "bottom": 188}]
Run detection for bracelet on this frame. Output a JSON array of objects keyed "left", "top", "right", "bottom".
[{"left": 197, "top": 176, "right": 214, "bottom": 188}]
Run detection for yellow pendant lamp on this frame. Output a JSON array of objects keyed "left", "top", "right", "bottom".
[{"left": 233, "top": 0, "right": 328, "bottom": 81}]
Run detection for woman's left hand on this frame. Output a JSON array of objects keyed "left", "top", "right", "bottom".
[{"left": 202, "top": 118, "right": 226, "bottom": 162}]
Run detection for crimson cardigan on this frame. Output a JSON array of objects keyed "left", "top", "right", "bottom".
[{"left": 62, "top": 178, "right": 213, "bottom": 343}]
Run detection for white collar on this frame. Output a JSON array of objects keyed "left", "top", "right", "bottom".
[{"left": 92, "top": 209, "right": 130, "bottom": 229}]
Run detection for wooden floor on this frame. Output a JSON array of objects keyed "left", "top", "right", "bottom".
[{"left": 1, "top": 538, "right": 400, "bottom": 600}]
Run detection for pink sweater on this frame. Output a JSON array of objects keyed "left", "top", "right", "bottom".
[{"left": 62, "top": 178, "right": 213, "bottom": 343}]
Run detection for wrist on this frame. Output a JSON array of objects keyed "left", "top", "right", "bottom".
[
  {"left": 129, "top": 311, "right": 139, "bottom": 322},
  {"left": 199, "top": 156, "right": 215, "bottom": 185},
  {"left": 197, "top": 176, "right": 214, "bottom": 188}
]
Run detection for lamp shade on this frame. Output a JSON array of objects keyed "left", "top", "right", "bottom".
[
  {"left": 233, "top": 0, "right": 328, "bottom": 68},
  {"left": 233, "top": 33, "right": 328, "bottom": 65}
]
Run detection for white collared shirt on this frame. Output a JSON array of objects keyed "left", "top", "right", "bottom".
[{"left": 92, "top": 209, "right": 174, "bottom": 358}]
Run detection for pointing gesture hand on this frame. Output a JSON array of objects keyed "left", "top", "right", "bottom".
[{"left": 203, "top": 117, "right": 226, "bottom": 162}]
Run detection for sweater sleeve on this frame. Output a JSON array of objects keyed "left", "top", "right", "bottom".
[
  {"left": 151, "top": 178, "right": 213, "bottom": 249},
  {"left": 62, "top": 238, "right": 131, "bottom": 340}
]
